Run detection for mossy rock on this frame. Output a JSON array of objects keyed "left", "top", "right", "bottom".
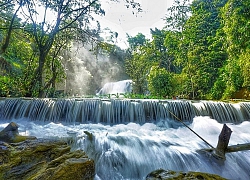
[
  {"left": 0, "top": 139, "right": 95, "bottom": 180},
  {"left": 146, "top": 169, "right": 227, "bottom": 180},
  {"left": 0, "top": 122, "right": 36, "bottom": 143}
]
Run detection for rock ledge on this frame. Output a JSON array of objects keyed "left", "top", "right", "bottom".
[
  {"left": 0, "top": 122, "right": 95, "bottom": 180},
  {"left": 146, "top": 169, "right": 227, "bottom": 180}
]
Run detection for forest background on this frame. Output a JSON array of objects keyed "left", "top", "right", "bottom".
[{"left": 0, "top": 0, "right": 249, "bottom": 100}]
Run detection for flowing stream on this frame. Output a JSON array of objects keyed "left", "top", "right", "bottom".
[{"left": 0, "top": 98, "right": 250, "bottom": 180}]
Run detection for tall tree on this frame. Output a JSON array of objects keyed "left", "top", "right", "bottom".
[
  {"left": 147, "top": 65, "right": 174, "bottom": 98},
  {"left": 0, "top": 0, "right": 26, "bottom": 72},
  {"left": 20, "top": 0, "right": 103, "bottom": 96},
  {"left": 127, "top": 32, "right": 147, "bottom": 51},
  {"left": 125, "top": 33, "right": 149, "bottom": 94},
  {"left": 163, "top": 0, "right": 191, "bottom": 97},
  {"left": 13, "top": 0, "right": 141, "bottom": 97},
  {"left": 181, "top": 0, "right": 228, "bottom": 99},
  {"left": 219, "top": 0, "right": 250, "bottom": 98},
  {"left": 164, "top": 0, "right": 191, "bottom": 32}
]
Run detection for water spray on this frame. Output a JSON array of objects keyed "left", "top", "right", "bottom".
[{"left": 165, "top": 106, "right": 215, "bottom": 149}]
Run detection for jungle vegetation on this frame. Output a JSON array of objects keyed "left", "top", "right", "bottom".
[
  {"left": 0, "top": 0, "right": 139, "bottom": 97},
  {"left": 126, "top": 0, "right": 250, "bottom": 100},
  {"left": 0, "top": 0, "right": 249, "bottom": 100}
]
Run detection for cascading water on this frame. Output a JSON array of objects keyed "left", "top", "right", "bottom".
[
  {"left": 96, "top": 80, "right": 133, "bottom": 96},
  {"left": 0, "top": 98, "right": 250, "bottom": 180}
]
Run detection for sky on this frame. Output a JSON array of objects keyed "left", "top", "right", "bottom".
[
  {"left": 19, "top": 0, "right": 175, "bottom": 49},
  {"left": 97, "top": 0, "right": 175, "bottom": 49}
]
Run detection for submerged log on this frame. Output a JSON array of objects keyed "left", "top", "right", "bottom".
[{"left": 226, "top": 143, "right": 250, "bottom": 153}]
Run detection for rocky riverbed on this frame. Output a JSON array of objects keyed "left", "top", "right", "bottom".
[{"left": 0, "top": 122, "right": 95, "bottom": 180}]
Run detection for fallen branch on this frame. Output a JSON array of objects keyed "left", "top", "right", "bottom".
[{"left": 226, "top": 143, "right": 250, "bottom": 153}]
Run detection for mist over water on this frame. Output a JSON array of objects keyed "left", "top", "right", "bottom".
[
  {"left": 1, "top": 116, "right": 250, "bottom": 180},
  {"left": 96, "top": 80, "right": 133, "bottom": 95},
  {"left": 61, "top": 43, "right": 129, "bottom": 96}
]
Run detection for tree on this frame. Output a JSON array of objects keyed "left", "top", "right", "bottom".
[
  {"left": 219, "top": 0, "right": 250, "bottom": 98},
  {"left": 150, "top": 28, "right": 177, "bottom": 73},
  {"left": 239, "top": 49, "right": 250, "bottom": 88},
  {"left": 0, "top": 0, "right": 27, "bottom": 72},
  {"left": 0, "top": 0, "right": 38, "bottom": 97},
  {"left": 125, "top": 33, "right": 150, "bottom": 94},
  {"left": 125, "top": 43, "right": 153, "bottom": 94},
  {"left": 164, "top": 0, "right": 191, "bottom": 32},
  {"left": 163, "top": 0, "right": 191, "bottom": 97},
  {"left": 0, "top": 0, "right": 140, "bottom": 97},
  {"left": 18, "top": 0, "right": 102, "bottom": 96},
  {"left": 127, "top": 32, "right": 147, "bottom": 51},
  {"left": 147, "top": 65, "right": 174, "bottom": 98},
  {"left": 125, "top": 29, "right": 182, "bottom": 95},
  {"left": 180, "top": 0, "right": 228, "bottom": 99}
]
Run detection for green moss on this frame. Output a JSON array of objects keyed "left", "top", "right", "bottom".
[
  {"left": 146, "top": 169, "right": 227, "bottom": 180},
  {"left": 0, "top": 139, "right": 94, "bottom": 180}
]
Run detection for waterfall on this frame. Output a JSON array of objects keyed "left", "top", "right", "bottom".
[
  {"left": 96, "top": 80, "right": 133, "bottom": 96},
  {"left": 0, "top": 98, "right": 250, "bottom": 123},
  {"left": 192, "top": 101, "right": 250, "bottom": 123},
  {"left": 0, "top": 98, "right": 250, "bottom": 179}
]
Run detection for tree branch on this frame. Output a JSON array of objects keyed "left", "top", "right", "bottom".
[
  {"left": 0, "top": 0, "right": 13, "bottom": 7},
  {"left": 58, "top": 0, "right": 99, "bottom": 32}
]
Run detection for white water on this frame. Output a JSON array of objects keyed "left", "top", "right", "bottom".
[
  {"left": 1, "top": 116, "right": 250, "bottom": 180},
  {"left": 97, "top": 80, "right": 133, "bottom": 95}
]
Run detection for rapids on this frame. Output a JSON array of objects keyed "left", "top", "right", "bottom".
[{"left": 0, "top": 98, "right": 250, "bottom": 180}]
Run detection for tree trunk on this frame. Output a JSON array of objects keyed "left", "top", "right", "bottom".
[
  {"left": 37, "top": 52, "right": 47, "bottom": 97},
  {"left": 0, "top": 3, "right": 22, "bottom": 54},
  {"left": 29, "top": 50, "right": 47, "bottom": 98}
]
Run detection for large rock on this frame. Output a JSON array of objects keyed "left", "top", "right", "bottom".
[
  {"left": 0, "top": 123, "right": 95, "bottom": 180},
  {"left": 146, "top": 169, "right": 227, "bottom": 180},
  {"left": 0, "top": 122, "right": 36, "bottom": 143}
]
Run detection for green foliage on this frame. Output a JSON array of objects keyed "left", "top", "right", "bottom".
[
  {"left": 222, "top": 0, "right": 250, "bottom": 56},
  {"left": 127, "top": 33, "right": 147, "bottom": 50},
  {"left": 125, "top": 38, "right": 155, "bottom": 94},
  {"left": 164, "top": 0, "right": 191, "bottom": 32},
  {"left": 151, "top": 28, "right": 178, "bottom": 72},
  {"left": 180, "top": 0, "right": 228, "bottom": 99},
  {"left": 0, "top": 0, "right": 249, "bottom": 100},
  {"left": 0, "top": 0, "right": 141, "bottom": 98},
  {"left": 209, "top": 69, "right": 226, "bottom": 100},
  {"left": 125, "top": 0, "right": 249, "bottom": 100},
  {"left": 216, "top": 0, "right": 250, "bottom": 99},
  {"left": 147, "top": 66, "right": 174, "bottom": 98},
  {"left": 239, "top": 49, "right": 250, "bottom": 87},
  {"left": 222, "top": 58, "right": 244, "bottom": 99}
]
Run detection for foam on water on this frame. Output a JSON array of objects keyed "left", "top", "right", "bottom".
[{"left": 1, "top": 116, "right": 250, "bottom": 180}]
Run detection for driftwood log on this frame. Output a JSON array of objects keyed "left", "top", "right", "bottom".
[
  {"left": 215, "top": 124, "right": 232, "bottom": 158},
  {"left": 200, "top": 124, "right": 250, "bottom": 160}
]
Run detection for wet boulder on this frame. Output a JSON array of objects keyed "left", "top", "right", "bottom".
[
  {"left": 0, "top": 122, "right": 36, "bottom": 143},
  {"left": 146, "top": 169, "right": 227, "bottom": 180}
]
